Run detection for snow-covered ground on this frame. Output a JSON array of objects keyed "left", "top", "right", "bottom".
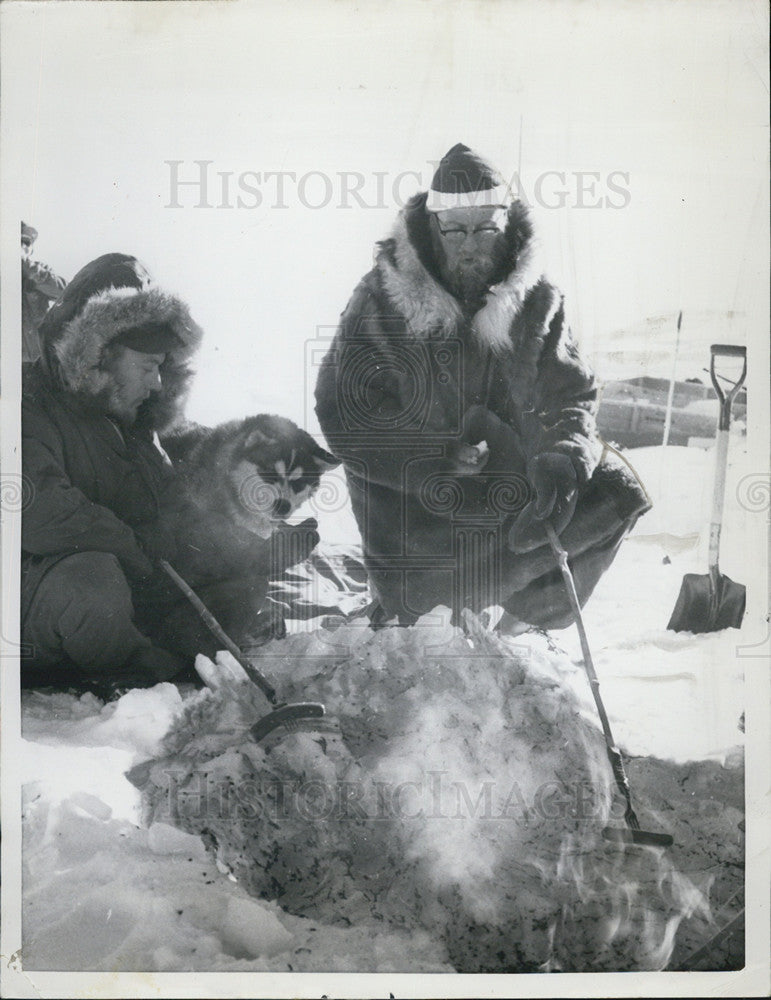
[
  {"left": 557, "top": 442, "right": 749, "bottom": 766},
  {"left": 16, "top": 439, "right": 755, "bottom": 976}
]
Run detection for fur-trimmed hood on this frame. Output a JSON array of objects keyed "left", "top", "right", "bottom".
[
  {"left": 375, "top": 192, "right": 543, "bottom": 353},
  {"left": 39, "top": 257, "right": 203, "bottom": 435}
]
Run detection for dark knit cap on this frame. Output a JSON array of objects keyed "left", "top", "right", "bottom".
[
  {"left": 426, "top": 143, "right": 510, "bottom": 212},
  {"left": 38, "top": 253, "right": 152, "bottom": 347},
  {"left": 113, "top": 322, "right": 182, "bottom": 355}
]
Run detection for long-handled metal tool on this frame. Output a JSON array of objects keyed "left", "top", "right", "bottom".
[
  {"left": 544, "top": 523, "right": 673, "bottom": 848},
  {"left": 668, "top": 344, "right": 747, "bottom": 633},
  {"left": 160, "top": 559, "right": 336, "bottom": 745}
]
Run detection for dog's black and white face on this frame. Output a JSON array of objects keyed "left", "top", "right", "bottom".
[{"left": 227, "top": 415, "right": 339, "bottom": 538}]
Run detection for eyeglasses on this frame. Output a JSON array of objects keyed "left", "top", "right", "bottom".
[{"left": 435, "top": 223, "right": 502, "bottom": 243}]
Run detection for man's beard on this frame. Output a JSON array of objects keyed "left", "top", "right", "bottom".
[
  {"left": 445, "top": 259, "right": 496, "bottom": 306},
  {"left": 97, "top": 384, "right": 144, "bottom": 425}
]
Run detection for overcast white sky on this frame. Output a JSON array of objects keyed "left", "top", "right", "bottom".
[{"left": 2, "top": 0, "right": 768, "bottom": 429}]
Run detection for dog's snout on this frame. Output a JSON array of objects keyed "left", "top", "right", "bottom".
[{"left": 272, "top": 498, "right": 292, "bottom": 518}]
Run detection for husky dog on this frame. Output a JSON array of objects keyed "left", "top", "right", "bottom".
[
  {"left": 164, "top": 414, "right": 339, "bottom": 538},
  {"left": 159, "top": 414, "right": 340, "bottom": 587}
]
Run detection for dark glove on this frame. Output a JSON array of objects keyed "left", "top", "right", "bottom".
[
  {"left": 271, "top": 517, "right": 320, "bottom": 572},
  {"left": 133, "top": 522, "right": 179, "bottom": 568},
  {"left": 121, "top": 547, "right": 155, "bottom": 582},
  {"left": 507, "top": 452, "right": 578, "bottom": 553}
]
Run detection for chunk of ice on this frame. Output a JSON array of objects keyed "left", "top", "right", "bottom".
[
  {"left": 220, "top": 896, "right": 293, "bottom": 959},
  {"left": 147, "top": 822, "right": 206, "bottom": 857}
]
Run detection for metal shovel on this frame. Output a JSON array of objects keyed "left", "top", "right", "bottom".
[{"left": 667, "top": 344, "right": 747, "bottom": 633}]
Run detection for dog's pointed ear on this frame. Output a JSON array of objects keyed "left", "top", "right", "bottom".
[
  {"left": 311, "top": 440, "right": 340, "bottom": 471},
  {"left": 242, "top": 426, "right": 278, "bottom": 451}
]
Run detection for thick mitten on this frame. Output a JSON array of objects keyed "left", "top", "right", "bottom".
[
  {"left": 508, "top": 453, "right": 578, "bottom": 553},
  {"left": 134, "top": 522, "right": 179, "bottom": 567},
  {"left": 270, "top": 517, "right": 320, "bottom": 573}
]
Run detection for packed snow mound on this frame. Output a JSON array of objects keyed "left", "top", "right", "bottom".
[
  {"left": 21, "top": 683, "right": 451, "bottom": 973},
  {"left": 134, "top": 610, "right": 708, "bottom": 973}
]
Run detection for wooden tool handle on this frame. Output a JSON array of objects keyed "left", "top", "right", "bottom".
[{"left": 159, "top": 559, "right": 277, "bottom": 704}]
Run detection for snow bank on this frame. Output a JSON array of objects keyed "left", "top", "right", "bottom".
[
  {"left": 133, "top": 614, "right": 710, "bottom": 973},
  {"left": 21, "top": 681, "right": 450, "bottom": 973},
  {"left": 19, "top": 685, "right": 185, "bottom": 823}
]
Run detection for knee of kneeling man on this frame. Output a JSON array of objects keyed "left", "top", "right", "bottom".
[{"left": 60, "top": 551, "right": 133, "bottom": 606}]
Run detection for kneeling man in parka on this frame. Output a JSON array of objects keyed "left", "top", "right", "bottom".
[
  {"left": 315, "top": 144, "right": 650, "bottom": 628},
  {"left": 20, "top": 253, "right": 270, "bottom": 691}
]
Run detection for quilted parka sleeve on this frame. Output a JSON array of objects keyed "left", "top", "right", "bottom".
[{"left": 22, "top": 400, "right": 153, "bottom": 579}]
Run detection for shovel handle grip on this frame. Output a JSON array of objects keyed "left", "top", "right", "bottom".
[
  {"left": 710, "top": 345, "right": 747, "bottom": 431},
  {"left": 711, "top": 343, "right": 746, "bottom": 359}
]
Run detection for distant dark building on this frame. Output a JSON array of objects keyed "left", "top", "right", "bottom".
[{"left": 597, "top": 377, "right": 746, "bottom": 449}]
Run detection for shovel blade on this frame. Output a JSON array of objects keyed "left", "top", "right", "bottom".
[
  {"left": 602, "top": 826, "right": 674, "bottom": 848},
  {"left": 250, "top": 701, "right": 327, "bottom": 743},
  {"left": 667, "top": 572, "right": 746, "bottom": 633}
]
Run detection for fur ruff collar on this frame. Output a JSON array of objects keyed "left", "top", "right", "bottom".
[
  {"left": 377, "top": 195, "right": 543, "bottom": 354},
  {"left": 50, "top": 285, "right": 203, "bottom": 433}
]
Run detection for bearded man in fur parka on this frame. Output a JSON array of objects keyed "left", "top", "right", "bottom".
[{"left": 315, "top": 144, "right": 650, "bottom": 628}]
